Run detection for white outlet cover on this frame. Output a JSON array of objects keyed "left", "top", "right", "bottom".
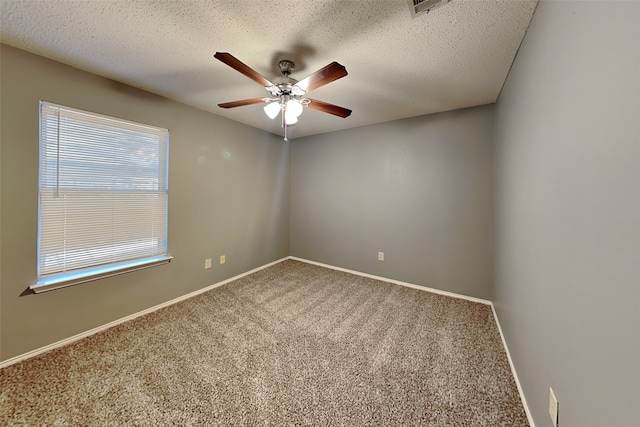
[{"left": 549, "top": 387, "right": 559, "bottom": 427}]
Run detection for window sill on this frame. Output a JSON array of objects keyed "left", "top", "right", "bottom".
[{"left": 31, "top": 255, "right": 173, "bottom": 294}]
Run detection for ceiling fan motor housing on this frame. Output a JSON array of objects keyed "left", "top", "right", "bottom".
[
  {"left": 269, "top": 72, "right": 306, "bottom": 101},
  {"left": 270, "top": 60, "right": 305, "bottom": 98}
]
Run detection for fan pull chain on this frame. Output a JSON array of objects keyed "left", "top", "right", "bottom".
[{"left": 282, "top": 104, "right": 288, "bottom": 141}]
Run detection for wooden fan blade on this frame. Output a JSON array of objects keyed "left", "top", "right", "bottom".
[
  {"left": 214, "top": 52, "right": 274, "bottom": 87},
  {"left": 306, "top": 98, "right": 352, "bottom": 118},
  {"left": 295, "top": 62, "right": 348, "bottom": 94},
  {"left": 218, "top": 98, "right": 266, "bottom": 108}
]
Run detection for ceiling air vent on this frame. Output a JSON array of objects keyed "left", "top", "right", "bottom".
[{"left": 408, "top": 0, "right": 449, "bottom": 17}]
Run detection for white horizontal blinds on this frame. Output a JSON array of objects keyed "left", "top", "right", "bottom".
[{"left": 39, "top": 101, "right": 169, "bottom": 277}]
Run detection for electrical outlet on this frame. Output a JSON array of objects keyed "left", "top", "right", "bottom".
[
  {"left": 549, "top": 387, "right": 559, "bottom": 427},
  {"left": 378, "top": 252, "right": 384, "bottom": 261},
  {"left": 220, "top": 255, "right": 226, "bottom": 264},
  {"left": 204, "top": 258, "right": 212, "bottom": 269}
]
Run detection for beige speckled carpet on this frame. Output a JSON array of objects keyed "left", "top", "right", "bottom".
[{"left": 0, "top": 259, "right": 528, "bottom": 426}]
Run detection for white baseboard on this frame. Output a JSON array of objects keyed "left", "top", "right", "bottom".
[
  {"left": 289, "top": 256, "right": 492, "bottom": 305},
  {"left": 0, "top": 257, "right": 289, "bottom": 370},
  {"left": 490, "top": 304, "right": 536, "bottom": 427}
]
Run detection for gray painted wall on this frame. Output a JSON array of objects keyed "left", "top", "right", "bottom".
[
  {"left": 494, "top": 2, "right": 640, "bottom": 427},
  {"left": 290, "top": 106, "right": 495, "bottom": 300},
  {"left": 0, "top": 45, "right": 290, "bottom": 361}
]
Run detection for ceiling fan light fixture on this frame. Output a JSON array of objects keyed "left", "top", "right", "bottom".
[
  {"left": 284, "top": 108, "right": 299, "bottom": 125},
  {"left": 286, "top": 99, "right": 304, "bottom": 117},
  {"left": 264, "top": 101, "right": 281, "bottom": 119}
]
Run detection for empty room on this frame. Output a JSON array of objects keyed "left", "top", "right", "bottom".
[{"left": 1, "top": 1, "right": 638, "bottom": 426}]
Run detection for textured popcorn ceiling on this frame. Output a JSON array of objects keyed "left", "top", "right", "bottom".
[{"left": 0, "top": 0, "right": 537, "bottom": 139}]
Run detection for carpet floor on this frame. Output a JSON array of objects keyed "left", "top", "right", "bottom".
[{"left": 0, "top": 259, "right": 529, "bottom": 426}]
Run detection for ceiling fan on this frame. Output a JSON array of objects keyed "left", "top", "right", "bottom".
[{"left": 214, "top": 52, "right": 352, "bottom": 141}]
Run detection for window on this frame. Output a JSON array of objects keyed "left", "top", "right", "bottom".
[{"left": 33, "top": 101, "right": 171, "bottom": 293}]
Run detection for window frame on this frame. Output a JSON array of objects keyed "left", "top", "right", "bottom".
[{"left": 32, "top": 101, "right": 172, "bottom": 293}]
